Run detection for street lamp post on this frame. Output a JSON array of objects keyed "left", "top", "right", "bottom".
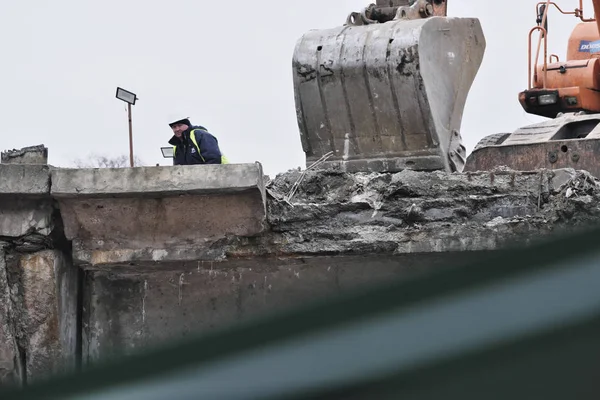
[{"left": 115, "top": 87, "right": 138, "bottom": 167}]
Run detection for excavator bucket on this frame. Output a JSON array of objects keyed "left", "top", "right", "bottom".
[{"left": 292, "top": 0, "right": 486, "bottom": 173}]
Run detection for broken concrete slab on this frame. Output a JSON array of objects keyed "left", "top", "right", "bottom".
[
  {"left": 0, "top": 164, "right": 50, "bottom": 197},
  {"left": 549, "top": 168, "right": 578, "bottom": 191},
  {"left": 0, "top": 199, "right": 55, "bottom": 240},
  {"left": 0, "top": 163, "right": 55, "bottom": 241},
  {"left": 51, "top": 163, "right": 266, "bottom": 197},
  {"left": 1, "top": 145, "right": 48, "bottom": 165},
  {"left": 51, "top": 164, "right": 268, "bottom": 266},
  {"left": 0, "top": 165, "right": 56, "bottom": 244}
]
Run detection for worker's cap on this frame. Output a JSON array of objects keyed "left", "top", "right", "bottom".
[{"left": 168, "top": 115, "right": 191, "bottom": 127}]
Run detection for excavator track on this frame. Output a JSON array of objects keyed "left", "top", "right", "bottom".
[{"left": 465, "top": 113, "right": 600, "bottom": 178}]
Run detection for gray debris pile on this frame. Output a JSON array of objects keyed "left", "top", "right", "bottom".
[
  {"left": 540, "top": 169, "right": 600, "bottom": 224},
  {"left": 261, "top": 168, "right": 600, "bottom": 256}
]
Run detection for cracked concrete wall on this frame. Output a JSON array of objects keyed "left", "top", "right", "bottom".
[
  {"left": 0, "top": 163, "right": 79, "bottom": 387},
  {"left": 0, "top": 244, "right": 78, "bottom": 389},
  {"left": 6, "top": 251, "right": 79, "bottom": 383},
  {"left": 51, "top": 164, "right": 268, "bottom": 266},
  {"left": 62, "top": 191, "right": 265, "bottom": 263},
  {"left": 0, "top": 246, "right": 22, "bottom": 386},
  {"left": 80, "top": 167, "right": 600, "bottom": 363},
  {"left": 0, "top": 199, "right": 56, "bottom": 251},
  {"left": 5, "top": 158, "right": 600, "bottom": 384},
  {"left": 82, "top": 252, "right": 484, "bottom": 362}
]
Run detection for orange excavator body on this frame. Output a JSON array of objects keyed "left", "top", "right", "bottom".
[
  {"left": 520, "top": 1, "right": 600, "bottom": 118},
  {"left": 465, "top": 1, "right": 600, "bottom": 178}
]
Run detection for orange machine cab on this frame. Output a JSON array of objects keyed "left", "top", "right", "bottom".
[{"left": 520, "top": 21, "right": 600, "bottom": 118}]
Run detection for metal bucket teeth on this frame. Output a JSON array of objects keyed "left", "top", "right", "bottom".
[{"left": 293, "top": 17, "right": 486, "bottom": 173}]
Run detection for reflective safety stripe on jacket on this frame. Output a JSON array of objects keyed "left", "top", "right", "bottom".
[{"left": 172, "top": 129, "right": 228, "bottom": 164}]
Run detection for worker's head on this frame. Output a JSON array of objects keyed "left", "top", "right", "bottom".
[{"left": 168, "top": 117, "right": 191, "bottom": 138}]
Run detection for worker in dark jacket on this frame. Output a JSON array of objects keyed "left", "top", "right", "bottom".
[{"left": 168, "top": 117, "right": 223, "bottom": 165}]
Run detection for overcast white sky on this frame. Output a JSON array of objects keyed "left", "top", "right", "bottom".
[{"left": 0, "top": 1, "right": 595, "bottom": 176}]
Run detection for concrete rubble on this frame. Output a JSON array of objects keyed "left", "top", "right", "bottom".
[
  {"left": 3, "top": 148, "right": 600, "bottom": 386},
  {"left": 255, "top": 167, "right": 600, "bottom": 256}
]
